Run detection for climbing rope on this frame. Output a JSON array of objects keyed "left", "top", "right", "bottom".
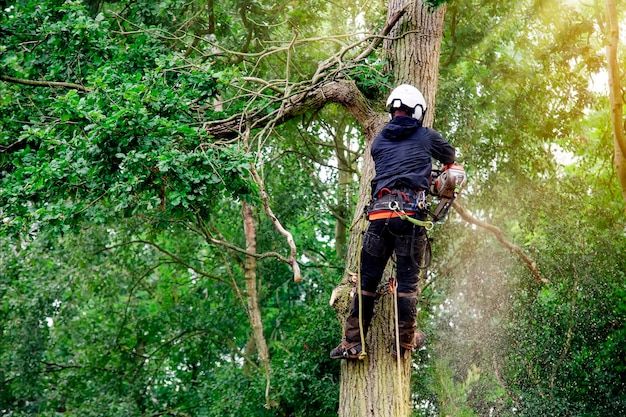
[
  {"left": 389, "top": 269, "right": 403, "bottom": 416},
  {"left": 356, "top": 255, "right": 367, "bottom": 360}
]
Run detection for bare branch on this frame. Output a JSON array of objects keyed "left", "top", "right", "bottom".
[
  {"left": 249, "top": 165, "right": 302, "bottom": 282},
  {"left": 312, "top": 5, "right": 409, "bottom": 84},
  {"left": 452, "top": 201, "right": 548, "bottom": 285},
  {"left": 202, "top": 6, "right": 402, "bottom": 140},
  {"left": 355, "top": 4, "right": 411, "bottom": 62},
  {"left": 241, "top": 76, "right": 286, "bottom": 94},
  {"left": 206, "top": 236, "right": 293, "bottom": 264}
]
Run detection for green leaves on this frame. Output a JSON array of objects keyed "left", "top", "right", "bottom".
[
  {"left": 345, "top": 57, "right": 392, "bottom": 100},
  {"left": 0, "top": 1, "right": 255, "bottom": 234}
]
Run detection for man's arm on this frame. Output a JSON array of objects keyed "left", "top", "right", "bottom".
[{"left": 430, "top": 131, "right": 456, "bottom": 165}]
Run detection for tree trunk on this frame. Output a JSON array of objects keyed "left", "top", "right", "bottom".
[
  {"left": 337, "top": 294, "right": 415, "bottom": 417},
  {"left": 335, "top": 2, "right": 446, "bottom": 416},
  {"left": 605, "top": 0, "right": 626, "bottom": 204},
  {"left": 384, "top": 0, "right": 446, "bottom": 128}
]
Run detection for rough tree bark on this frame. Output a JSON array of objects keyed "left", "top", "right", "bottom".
[
  {"left": 384, "top": 0, "right": 446, "bottom": 127},
  {"left": 334, "top": 114, "right": 352, "bottom": 259},
  {"left": 333, "top": 2, "right": 447, "bottom": 417}
]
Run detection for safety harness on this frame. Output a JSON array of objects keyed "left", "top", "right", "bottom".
[{"left": 367, "top": 187, "right": 433, "bottom": 229}]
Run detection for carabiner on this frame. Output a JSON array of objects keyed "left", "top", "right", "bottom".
[{"left": 388, "top": 201, "right": 400, "bottom": 211}]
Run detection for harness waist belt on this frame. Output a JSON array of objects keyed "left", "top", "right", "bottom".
[
  {"left": 368, "top": 210, "right": 416, "bottom": 221},
  {"left": 369, "top": 189, "right": 426, "bottom": 214}
]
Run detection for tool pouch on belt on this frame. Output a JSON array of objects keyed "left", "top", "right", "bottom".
[{"left": 367, "top": 188, "right": 426, "bottom": 214}]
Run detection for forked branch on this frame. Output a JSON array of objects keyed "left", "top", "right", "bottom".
[{"left": 249, "top": 166, "right": 302, "bottom": 282}]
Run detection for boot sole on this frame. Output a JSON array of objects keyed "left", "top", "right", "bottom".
[{"left": 330, "top": 353, "right": 362, "bottom": 360}]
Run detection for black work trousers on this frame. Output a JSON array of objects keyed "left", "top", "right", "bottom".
[
  {"left": 361, "top": 217, "right": 426, "bottom": 293},
  {"left": 352, "top": 216, "right": 427, "bottom": 323}
]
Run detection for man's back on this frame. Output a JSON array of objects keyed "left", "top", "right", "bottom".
[{"left": 371, "top": 116, "right": 455, "bottom": 195}]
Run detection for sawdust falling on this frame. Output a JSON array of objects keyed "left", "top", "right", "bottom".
[{"left": 423, "top": 232, "right": 521, "bottom": 414}]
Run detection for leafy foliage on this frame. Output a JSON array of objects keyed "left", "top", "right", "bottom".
[{"left": 1, "top": 1, "right": 258, "bottom": 236}]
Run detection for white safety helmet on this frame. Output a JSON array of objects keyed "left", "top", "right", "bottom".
[{"left": 386, "top": 84, "right": 427, "bottom": 121}]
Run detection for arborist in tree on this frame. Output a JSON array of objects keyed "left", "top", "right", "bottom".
[{"left": 330, "top": 84, "right": 457, "bottom": 360}]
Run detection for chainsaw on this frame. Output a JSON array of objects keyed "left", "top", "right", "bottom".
[{"left": 428, "top": 163, "right": 466, "bottom": 222}]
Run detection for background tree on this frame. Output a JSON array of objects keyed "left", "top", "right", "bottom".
[{"left": 605, "top": 0, "right": 626, "bottom": 202}]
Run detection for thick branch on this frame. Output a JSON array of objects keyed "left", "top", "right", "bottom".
[
  {"left": 452, "top": 201, "right": 548, "bottom": 285},
  {"left": 605, "top": 0, "right": 626, "bottom": 204},
  {"left": 204, "top": 80, "right": 376, "bottom": 139},
  {"left": 0, "top": 75, "right": 89, "bottom": 92}
]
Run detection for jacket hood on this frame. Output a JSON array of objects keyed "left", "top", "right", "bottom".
[{"left": 380, "top": 116, "right": 422, "bottom": 141}]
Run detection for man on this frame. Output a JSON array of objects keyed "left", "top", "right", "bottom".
[{"left": 330, "top": 84, "right": 456, "bottom": 359}]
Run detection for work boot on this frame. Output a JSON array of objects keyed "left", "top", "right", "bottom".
[
  {"left": 330, "top": 316, "right": 368, "bottom": 360},
  {"left": 330, "top": 293, "right": 375, "bottom": 360},
  {"left": 329, "top": 340, "right": 363, "bottom": 359},
  {"left": 392, "top": 321, "right": 425, "bottom": 359}
]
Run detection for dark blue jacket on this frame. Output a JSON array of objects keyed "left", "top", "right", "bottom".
[{"left": 370, "top": 116, "right": 456, "bottom": 197}]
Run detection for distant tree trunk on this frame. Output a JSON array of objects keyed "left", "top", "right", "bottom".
[
  {"left": 335, "top": 114, "right": 351, "bottom": 259},
  {"left": 335, "top": 2, "right": 446, "bottom": 417},
  {"left": 605, "top": 0, "right": 626, "bottom": 204},
  {"left": 242, "top": 201, "right": 273, "bottom": 407}
]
